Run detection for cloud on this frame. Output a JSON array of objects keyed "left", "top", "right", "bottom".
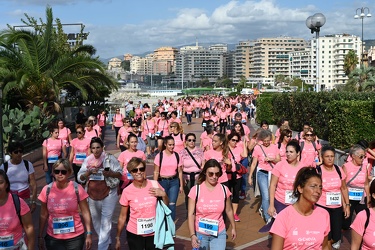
[{"left": 0, "top": 0, "right": 107, "bottom": 6}]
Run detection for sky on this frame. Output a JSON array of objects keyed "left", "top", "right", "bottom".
[{"left": 0, "top": 0, "right": 374, "bottom": 59}]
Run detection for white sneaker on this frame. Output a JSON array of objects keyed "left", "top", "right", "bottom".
[
  {"left": 258, "top": 207, "right": 264, "bottom": 220},
  {"left": 332, "top": 240, "right": 341, "bottom": 249}
]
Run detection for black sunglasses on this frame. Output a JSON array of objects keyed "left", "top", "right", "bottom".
[
  {"left": 54, "top": 169, "right": 68, "bottom": 175},
  {"left": 13, "top": 150, "right": 23, "bottom": 154},
  {"left": 77, "top": 131, "right": 84, "bottom": 134},
  {"left": 187, "top": 139, "right": 196, "bottom": 142},
  {"left": 132, "top": 126, "right": 139, "bottom": 128},
  {"left": 130, "top": 166, "right": 146, "bottom": 173}
]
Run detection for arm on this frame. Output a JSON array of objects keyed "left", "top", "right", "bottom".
[
  {"left": 240, "top": 140, "right": 248, "bottom": 158},
  {"left": 79, "top": 199, "right": 92, "bottom": 250},
  {"left": 38, "top": 202, "right": 49, "bottom": 249},
  {"left": 364, "top": 166, "right": 370, "bottom": 205},
  {"left": 178, "top": 165, "right": 184, "bottom": 194},
  {"left": 115, "top": 206, "right": 128, "bottom": 250},
  {"left": 341, "top": 180, "right": 350, "bottom": 218},
  {"left": 153, "top": 164, "right": 160, "bottom": 181},
  {"left": 21, "top": 211, "right": 35, "bottom": 250},
  {"left": 187, "top": 197, "right": 199, "bottom": 249},
  {"left": 28, "top": 173, "right": 37, "bottom": 213},
  {"left": 68, "top": 133, "right": 73, "bottom": 145},
  {"left": 62, "top": 145, "right": 67, "bottom": 159},
  {"left": 225, "top": 196, "right": 236, "bottom": 240},
  {"left": 69, "top": 145, "right": 74, "bottom": 164},
  {"left": 351, "top": 229, "right": 363, "bottom": 250},
  {"left": 270, "top": 234, "right": 285, "bottom": 250},
  {"left": 322, "top": 235, "right": 330, "bottom": 250},
  {"left": 116, "top": 133, "right": 120, "bottom": 149},
  {"left": 268, "top": 174, "right": 278, "bottom": 217},
  {"left": 248, "top": 157, "right": 258, "bottom": 186},
  {"left": 42, "top": 145, "right": 48, "bottom": 172}
]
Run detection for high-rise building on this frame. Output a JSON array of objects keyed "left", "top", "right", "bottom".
[
  {"left": 152, "top": 47, "right": 178, "bottom": 75},
  {"left": 234, "top": 41, "right": 252, "bottom": 78}
]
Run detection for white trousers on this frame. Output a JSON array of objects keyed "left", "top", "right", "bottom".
[{"left": 88, "top": 188, "right": 118, "bottom": 250}]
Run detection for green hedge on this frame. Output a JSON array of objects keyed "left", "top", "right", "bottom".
[{"left": 256, "top": 92, "right": 375, "bottom": 149}]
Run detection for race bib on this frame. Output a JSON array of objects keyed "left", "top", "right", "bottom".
[
  {"left": 155, "top": 131, "right": 161, "bottom": 137},
  {"left": 137, "top": 217, "right": 155, "bottom": 235},
  {"left": 53, "top": 216, "right": 75, "bottom": 234},
  {"left": 348, "top": 188, "right": 364, "bottom": 201},
  {"left": 326, "top": 192, "right": 341, "bottom": 206},
  {"left": 89, "top": 172, "right": 104, "bottom": 181},
  {"left": 48, "top": 155, "right": 59, "bottom": 163},
  {"left": 0, "top": 235, "right": 14, "bottom": 249},
  {"left": 75, "top": 152, "right": 87, "bottom": 162},
  {"left": 198, "top": 218, "right": 219, "bottom": 236},
  {"left": 285, "top": 190, "right": 297, "bottom": 204}
]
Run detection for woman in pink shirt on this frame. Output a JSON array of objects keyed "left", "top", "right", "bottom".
[
  {"left": 69, "top": 125, "right": 91, "bottom": 182},
  {"left": 142, "top": 113, "right": 157, "bottom": 157},
  {"left": 153, "top": 136, "right": 183, "bottom": 220},
  {"left": 200, "top": 126, "right": 216, "bottom": 152},
  {"left": 0, "top": 170, "right": 34, "bottom": 249},
  {"left": 118, "top": 134, "right": 146, "bottom": 191},
  {"left": 248, "top": 129, "right": 280, "bottom": 223},
  {"left": 134, "top": 104, "right": 143, "bottom": 126},
  {"left": 169, "top": 122, "right": 185, "bottom": 154},
  {"left": 316, "top": 145, "right": 350, "bottom": 249},
  {"left": 117, "top": 118, "right": 131, "bottom": 152},
  {"left": 351, "top": 180, "right": 375, "bottom": 250},
  {"left": 342, "top": 144, "right": 370, "bottom": 230},
  {"left": 116, "top": 157, "right": 168, "bottom": 250},
  {"left": 155, "top": 113, "right": 169, "bottom": 152},
  {"left": 218, "top": 106, "right": 228, "bottom": 134},
  {"left": 97, "top": 110, "right": 107, "bottom": 140},
  {"left": 265, "top": 140, "right": 302, "bottom": 232},
  {"left": 277, "top": 129, "right": 292, "bottom": 162},
  {"left": 227, "top": 132, "right": 248, "bottom": 222},
  {"left": 184, "top": 102, "right": 193, "bottom": 125},
  {"left": 169, "top": 111, "right": 181, "bottom": 125},
  {"left": 188, "top": 159, "right": 236, "bottom": 250},
  {"left": 57, "top": 118, "right": 72, "bottom": 156},
  {"left": 300, "top": 128, "right": 322, "bottom": 166},
  {"left": 38, "top": 159, "right": 92, "bottom": 250},
  {"left": 43, "top": 124, "right": 67, "bottom": 184},
  {"left": 84, "top": 120, "right": 100, "bottom": 140},
  {"left": 270, "top": 167, "right": 330, "bottom": 250},
  {"left": 112, "top": 108, "right": 124, "bottom": 140}
]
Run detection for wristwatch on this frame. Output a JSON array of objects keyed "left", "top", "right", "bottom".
[
  {"left": 30, "top": 200, "right": 36, "bottom": 204},
  {"left": 345, "top": 203, "right": 351, "bottom": 207}
]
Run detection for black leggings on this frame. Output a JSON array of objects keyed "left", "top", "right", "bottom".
[
  {"left": 126, "top": 230, "right": 155, "bottom": 250},
  {"left": 228, "top": 176, "right": 241, "bottom": 204},
  {"left": 317, "top": 205, "right": 343, "bottom": 242},
  {"left": 219, "top": 120, "right": 227, "bottom": 134},
  {"left": 342, "top": 199, "right": 366, "bottom": 230}
]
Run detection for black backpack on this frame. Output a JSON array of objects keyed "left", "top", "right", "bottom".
[
  {"left": 316, "top": 164, "right": 342, "bottom": 179},
  {"left": 4, "top": 160, "right": 30, "bottom": 173}
]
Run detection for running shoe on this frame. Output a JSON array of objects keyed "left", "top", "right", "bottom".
[
  {"left": 258, "top": 207, "right": 264, "bottom": 220},
  {"left": 332, "top": 240, "right": 341, "bottom": 249},
  {"left": 239, "top": 191, "right": 246, "bottom": 200},
  {"left": 234, "top": 214, "right": 240, "bottom": 222}
]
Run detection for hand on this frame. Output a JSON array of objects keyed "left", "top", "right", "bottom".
[
  {"left": 231, "top": 228, "right": 237, "bottom": 240},
  {"left": 267, "top": 206, "right": 276, "bottom": 217},
  {"left": 115, "top": 238, "right": 120, "bottom": 250},
  {"left": 179, "top": 186, "right": 183, "bottom": 194},
  {"left": 38, "top": 238, "right": 45, "bottom": 250},
  {"left": 248, "top": 176, "right": 253, "bottom": 186},
  {"left": 343, "top": 205, "right": 350, "bottom": 219},
  {"left": 149, "top": 187, "right": 165, "bottom": 197},
  {"left": 102, "top": 169, "right": 111, "bottom": 177},
  {"left": 191, "top": 235, "right": 200, "bottom": 249},
  {"left": 43, "top": 165, "right": 48, "bottom": 172},
  {"left": 85, "top": 235, "right": 92, "bottom": 250},
  {"left": 30, "top": 203, "right": 36, "bottom": 213}
]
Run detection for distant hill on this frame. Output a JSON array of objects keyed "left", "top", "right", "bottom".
[{"left": 365, "top": 39, "right": 375, "bottom": 49}]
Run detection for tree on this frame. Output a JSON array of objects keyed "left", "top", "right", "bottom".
[
  {"left": 0, "top": 6, "right": 117, "bottom": 113},
  {"left": 121, "top": 60, "right": 130, "bottom": 71},
  {"left": 344, "top": 50, "right": 359, "bottom": 76},
  {"left": 345, "top": 66, "right": 375, "bottom": 92}
]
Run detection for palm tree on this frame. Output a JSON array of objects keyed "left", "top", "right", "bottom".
[
  {"left": 346, "top": 66, "right": 375, "bottom": 92},
  {"left": 0, "top": 6, "right": 117, "bottom": 113},
  {"left": 344, "top": 50, "right": 359, "bottom": 76}
]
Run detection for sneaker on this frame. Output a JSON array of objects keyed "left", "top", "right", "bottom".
[
  {"left": 332, "top": 240, "right": 341, "bottom": 249},
  {"left": 258, "top": 207, "right": 264, "bottom": 220},
  {"left": 239, "top": 191, "right": 245, "bottom": 200},
  {"left": 234, "top": 214, "right": 240, "bottom": 222},
  {"left": 266, "top": 217, "right": 273, "bottom": 224}
]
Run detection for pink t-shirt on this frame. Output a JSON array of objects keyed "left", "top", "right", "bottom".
[
  {"left": 118, "top": 127, "right": 130, "bottom": 145},
  {"left": 120, "top": 180, "right": 163, "bottom": 235},
  {"left": 242, "top": 124, "right": 250, "bottom": 136},
  {"left": 204, "top": 150, "right": 229, "bottom": 183},
  {"left": 229, "top": 146, "right": 243, "bottom": 179},
  {"left": 272, "top": 160, "right": 303, "bottom": 205},
  {"left": 70, "top": 138, "right": 91, "bottom": 164},
  {"left": 157, "top": 119, "right": 169, "bottom": 137},
  {"left": 97, "top": 114, "right": 106, "bottom": 127},
  {"left": 84, "top": 129, "right": 99, "bottom": 140},
  {"left": 43, "top": 138, "right": 63, "bottom": 162},
  {"left": 169, "top": 117, "right": 182, "bottom": 124},
  {"left": 154, "top": 151, "right": 181, "bottom": 177},
  {"left": 278, "top": 143, "right": 287, "bottom": 161},
  {"left": 270, "top": 205, "right": 330, "bottom": 250},
  {"left": 317, "top": 166, "right": 346, "bottom": 208},
  {"left": 252, "top": 144, "right": 280, "bottom": 172},
  {"left": 171, "top": 133, "right": 185, "bottom": 154},
  {"left": 113, "top": 114, "right": 123, "bottom": 127},
  {"left": 58, "top": 127, "right": 71, "bottom": 147},
  {"left": 118, "top": 150, "right": 146, "bottom": 184},
  {"left": 188, "top": 183, "right": 231, "bottom": 235},
  {"left": 300, "top": 141, "right": 321, "bottom": 166},
  {"left": 344, "top": 161, "right": 367, "bottom": 201},
  {"left": 351, "top": 208, "right": 375, "bottom": 250},
  {"left": 0, "top": 193, "right": 30, "bottom": 244},
  {"left": 185, "top": 105, "right": 193, "bottom": 114},
  {"left": 38, "top": 181, "right": 89, "bottom": 239},
  {"left": 180, "top": 147, "right": 204, "bottom": 179},
  {"left": 143, "top": 119, "right": 156, "bottom": 134}
]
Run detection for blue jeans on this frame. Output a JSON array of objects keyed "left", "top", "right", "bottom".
[
  {"left": 196, "top": 230, "right": 226, "bottom": 250},
  {"left": 186, "top": 114, "right": 192, "bottom": 124},
  {"left": 158, "top": 177, "right": 180, "bottom": 220},
  {"left": 240, "top": 158, "right": 249, "bottom": 192},
  {"left": 45, "top": 163, "right": 53, "bottom": 184},
  {"left": 257, "top": 170, "right": 270, "bottom": 221}
]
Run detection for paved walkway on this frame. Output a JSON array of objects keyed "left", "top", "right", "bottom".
[{"left": 25, "top": 117, "right": 351, "bottom": 249}]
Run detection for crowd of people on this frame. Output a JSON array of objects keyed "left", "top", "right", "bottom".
[{"left": 1, "top": 93, "right": 375, "bottom": 250}]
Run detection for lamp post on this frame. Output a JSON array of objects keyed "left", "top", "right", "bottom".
[
  {"left": 306, "top": 13, "right": 326, "bottom": 92},
  {"left": 354, "top": 7, "right": 371, "bottom": 67}
]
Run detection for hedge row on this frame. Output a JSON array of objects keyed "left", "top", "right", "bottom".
[{"left": 256, "top": 92, "right": 375, "bottom": 149}]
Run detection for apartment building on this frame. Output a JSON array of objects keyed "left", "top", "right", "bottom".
[
  {"left": 234, "top": 41, "right": 252, "bottom": 78},
  {"left": 152, "top": 47, "right": 178, "bottom": 75}
]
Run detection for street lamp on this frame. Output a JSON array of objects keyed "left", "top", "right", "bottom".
[
  {"left": 306, "top": 13, "right": 326, "bottom": 92},
  {"left": 354, "top": 7, "right": 371, "bottom": 67}
]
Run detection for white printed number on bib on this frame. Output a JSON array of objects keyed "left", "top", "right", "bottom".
[
  {"left": 53, "top": 216, "right": 75, "bottom": 234},
  {"left": 326, "top": 192, "right": 341, "bottom": 206},
  {"left": 198, "top": 218, "right": 219, "bottom": 236},
  {"left": 348, "top": 188, "right": 364, "bottom": 201},
  {"left": 0, "top": 235, "right": 14, "bottom": 249},
  {"left": 285, "top": 190, "right": 297, "bottom": 204},
  {"left": 137, "top": 217, "right": 155, "bottom": 235}
]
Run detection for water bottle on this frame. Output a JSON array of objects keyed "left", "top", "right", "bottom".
[{"left": 192, "top": 236, "right": 202, "bottom": 250}]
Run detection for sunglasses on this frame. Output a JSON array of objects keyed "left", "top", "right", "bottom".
[
  {"left": 53, "top": 169, "right": 68, "bottom": 175},
  {"left": 356, "top": 154, "right": 366, "bottom": 159},
  {"left": 77, "top": 131, "right": 84, "bottom": 134},
  {"left": 130, "top": 166, "right": 146, "bottom": 173},
  {"left": 305, "top": 134, "right": 313, "bottom": 137},
  {"left": 231, "top": 139, "right": 239, "bottom": 142},
  {"left": 13, "top": 150, "right": 23, "bottom": 154},
  {"left": 286, "top": 135, "right": 292, "bottom": 138},
  {"left": 207, "top": 172, "right": 221, "bottom": 177},
  {"left": 187, "top": 139, "right": 196, "bottom": 142},
  {"left": 125, "top": 121, "right": 130, "bottom": 123},
  {"left": 116, "top": 110, "right": 120, "bottom": 111},
  {"left": 132, "top": 126, "right": 139, "bottom": 128}
]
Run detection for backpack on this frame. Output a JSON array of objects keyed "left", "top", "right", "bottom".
[
  {"left": 361, "top": 208, "right": 371, "bottom": 247},
  {"left": 316, "top": 164, "right": 342, "bottom": 179},
  {"left": 11, "top": 193, "right": 22, "bottom": 225},
  {"left": 4, "top": 160, "right": 30, "bottom": 173},
  {"left": 300, "top": 141, "right": 318, "bottom": 160},
  {"left": 46, "top": 181, "right": 80, "bottom": 203}
]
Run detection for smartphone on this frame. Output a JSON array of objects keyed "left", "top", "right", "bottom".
[{"left": 104, "top": 167, "right": 110, "bottom": 171}]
